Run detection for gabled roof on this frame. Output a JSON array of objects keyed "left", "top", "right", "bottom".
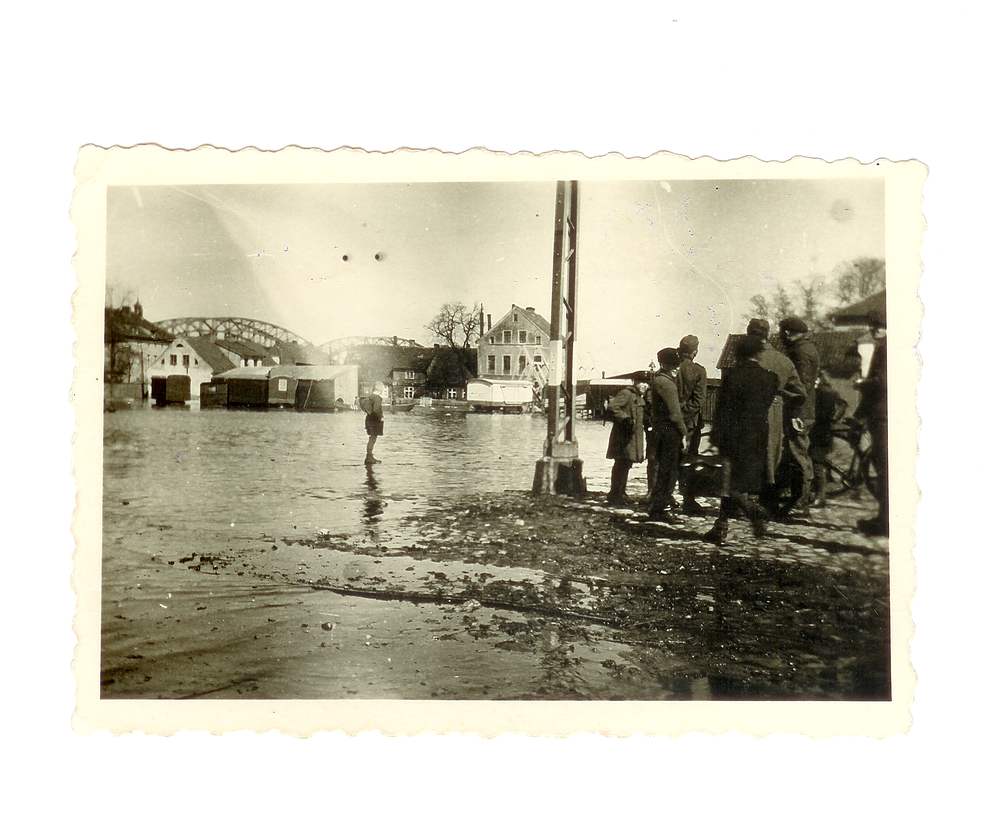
[
  {"left": 811, "top": 331, "right": 864, "bottom": 378},
  {"left": 270, "top": 364, "right": 357, "bottom": 381},
  {"left": 214, "top": 366, "right": 272, "bottom": 380},
  {"left": 716, "top": 333, "right": 782, "bottom": 371},
  {"left": 267, "top": 340, "right": 329, "bottom": 366},
  {"left": 388, "top": 347, "right": 433, "bottom": 373},
  {"left": 346, "top": 342, "right": 432, "bottom": 380},
  {"left": 105, "top": 306, "right": 173, "bottom": 344},
  {"left": 717, "top": 331, "right": 864, "bottom": 378},
  {"left": 478, "top": 305, "right": 551, "bottom": 344},
  {"left": 184, "top": 337, "right": 240, "bottom": 375},
  {"left": 829, "top": 290, "right": 887, "bottom": 328},
  {"left": 215, "top": 338, "right": 275, "bottom": 362}
]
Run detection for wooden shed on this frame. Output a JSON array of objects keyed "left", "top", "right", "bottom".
[{"left": 267, "top": 366, "right": 299, "bottom": 407}]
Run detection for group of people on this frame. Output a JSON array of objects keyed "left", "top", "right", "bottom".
[
  {"left": 604, "top": 334, "right": 709, "bottom": 524},
  {"left": 605, "top": 316, "right": 889, "bottom": 542}
]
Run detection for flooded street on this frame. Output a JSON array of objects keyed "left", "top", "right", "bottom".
[{"left": 101, "top": 405, "right": 891, "bottom": 700}]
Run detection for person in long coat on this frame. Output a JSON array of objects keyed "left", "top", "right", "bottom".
[
  {"left": 780, "top": 316, "right": 821, "bottom": 512},
  {"left": 676, "top": 334, "right": 708, "bottom": 515},
  {"left": 646, "top": 348, "right": 687, "bottom": 523},
  {"left": 605, "top": 373, "right": 647, "bottom": 506},
  {"left": 855, "top": 324, "right": 889, "bottom": 536},
  {"left": 705, "top": 336, "right": 780, "bottom": 544},
  {"left": 746, "top": 318, "right": 806, "bottom": 515}
]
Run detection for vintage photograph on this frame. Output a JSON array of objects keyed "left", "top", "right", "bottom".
[{"left": 74, "top": 148, "right": 920, "bottom": 735}]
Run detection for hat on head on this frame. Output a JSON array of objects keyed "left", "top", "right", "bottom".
[
  {"left": 657, "top": 347, "right": 681, "bottom": 369},
  {"left": 735, "top": 335, "right": 766, "bottom": 360},
  {"left": 779, "top": 316, "right": 809, "bottom": 334},
  {"left": 678, "top": 334, "right": 699, "bottom": 354},
  {"left": 746, "top": 318, "right": 770, "bottom": 337}
]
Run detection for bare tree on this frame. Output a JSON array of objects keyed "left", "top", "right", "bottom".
[
  {"left": 105, "top": 286, "right": 140, "bottom": 388},
  {"left": 425, "top": 301, "right": 481, "bottom": 349},
  {"left": 745, "top": 283, "right": 801, "bottom": 329},
  {"left": 834, "top": 257, "right": 886, "bottom": 305}
]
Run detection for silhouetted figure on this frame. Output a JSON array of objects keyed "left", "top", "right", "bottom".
[
  {"left": 856, "top": 324, "right": 889, "bottom": 537},
  {"left": 677, "top": 334, "right": 708, "bottom": 515},
  {"left": 359, "top": 393, "right": 384, "bottom": 464},
  {"left": 646, "top": 348, "right": 687, "bottom": 524},
  {"left": 779, "top": 316, "right": 821, "bottom": 513},
  {"left": 745, "top": 318, "right": 806, "bottom": 517},
  {"left": 605, "top": 373, "right": 647, "bottom": 506},
  {"left": 705, "top": 336, "right": 780, "bottom": 544}
]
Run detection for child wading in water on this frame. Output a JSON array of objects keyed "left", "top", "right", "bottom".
[{"left": 359, "top": 393, "right": 384, "bottom": 464}]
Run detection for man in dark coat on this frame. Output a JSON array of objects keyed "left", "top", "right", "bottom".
[
  {"left": 855, "top": 323, "right": 889, "bottom": 537},
  {"left": 676, "top": 334, "right": 708, "bottom": 515},
  {"left": 779, "top": 316, "right": 821, "bottom": 512},
  {"left": 646, "top": 348, "right": 687, "bottom": 524},
  {"left": 809, "top": 371, "right": 848, "bottom": 508},
  {"left": 746, "top": 318, "right": 806, "bottom": 515},
  {"left": 705, "top": 336, "right": 780, "bottom": 544},
  {"left": 605, "top": 373, "right": 647, "bottom": 506}
]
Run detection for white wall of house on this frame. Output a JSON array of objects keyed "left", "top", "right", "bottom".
[{"left": 146, "top": 339, "right": 216, "bottom": 400}]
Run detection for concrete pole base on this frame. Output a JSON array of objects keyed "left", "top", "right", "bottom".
[{"left": 532, "top": 457, "right": 587, "bottom": 496}]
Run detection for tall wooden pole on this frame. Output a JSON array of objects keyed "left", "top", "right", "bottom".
[{"left": 533, "top": 180, "right": 585, "bottom": 495}]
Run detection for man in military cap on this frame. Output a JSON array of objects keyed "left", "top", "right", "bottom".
[
  {"left": 779, "top": 316, "right": 821, "bottom": 512},
  {"left": 646, "top": 347, "right": 687, "bottom": 524},
  {"left": 745, "top": 318, "right": 807, "bottom": 515},
  {"left": 677, "top": 334, "right": 708, "bottom": 515}
]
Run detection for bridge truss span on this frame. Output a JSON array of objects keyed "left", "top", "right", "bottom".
[{"left": 156, "top": 317, "right": 308, "bottom": 348}]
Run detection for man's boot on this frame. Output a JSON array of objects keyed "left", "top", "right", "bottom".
[{"left": 704, "top": 497, "right": 732, "bottom": 544}]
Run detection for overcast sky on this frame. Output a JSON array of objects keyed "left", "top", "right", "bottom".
[{"left": 106, "top": 178, "right": 884, "bottom": 376}]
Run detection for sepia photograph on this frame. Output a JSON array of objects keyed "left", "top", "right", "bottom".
[{"left": 73, "top": 147, "right": 920, "bottom": 735}]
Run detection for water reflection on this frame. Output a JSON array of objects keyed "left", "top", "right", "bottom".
[{"left": 363, "top": 464, "right": 385, "bottom": 527}]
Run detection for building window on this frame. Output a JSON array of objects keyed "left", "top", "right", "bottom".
[
  {"left": 183, "top": 355, "right": 190, "bottom": 367},
  {"left": 194, "top": 359, "right": 199, "bottom": 365},
  {"left": 447, "top": 388, "right": 458, "bottom": 399},
  {"left": 518, "top": 355, "right": 526, "bottom": 373},
  {"left": 170, "top": 354, "right": 177, "bottom": 366},
  {"left": 404, "top": 386, "right": 414, "bottom": 399},
  {"left": 535, "top": 334, "right": 542, "bottom": 345},
  {"left": 278, "top": 378, "right": 287, "bottom": 392},
  {"left": 513, "top": 313, "right": 518, "bottom": 322},
  {"left": 489, "top": 336, "right": 495, "bottom": 344},
  {"left": 503, "top": 330, "right": 512, "bottom": 344},
  {"left": 519, "top": 330, "right": 527, "bottom": 344},
  {"left": 487, "top": 355, "right": 495, "bottom": 373},
  {"left": 503, "top": 355, "right": 511, "bottom": 374},
  {"left": 534, "top": 355, "right": 543, "bottom": 363},
  {"left": 161, "top": 359, "right": 165, "bottom": 365},
  {"left": 406, "top": 370, "right": 415, "bottom": 380}
]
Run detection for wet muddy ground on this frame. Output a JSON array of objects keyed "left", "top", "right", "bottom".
[{"left": 102, "top": 407, "right": 890, "bottom": 701}]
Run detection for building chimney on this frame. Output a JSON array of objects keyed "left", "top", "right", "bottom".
[
  {"left": 525, "top": 306, "right": 534, "bottom": 313},
  {"left": 487, "top": 314, "right": 492, "bottom": 331},
  {"left": 479, "top": 307, "right": 484, "bottom": 337}
]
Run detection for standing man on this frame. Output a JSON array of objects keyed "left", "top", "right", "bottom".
[
  {"left": 779, "top": 316, "right": 820, "bottom": 512},
  {"left": 677, "top": 334, "right": 708, "bottom": 515},
  {"left": 855, "top": 320, "right": 889, "bottom": 537},
  {"left": 705, "top": 336, "right": 781, "bottom": 544},
  {"left": 359, "top": 392, "right": 384, "bottom": 464},
  {"left": 745, "top": 318, "right": 806, "bottom": 516},
  {"left": 605, "top": 372, "right": 647, "bottom": 506},
  {"left": 646, "top": 348, "right": 687, "bottom": 524}
]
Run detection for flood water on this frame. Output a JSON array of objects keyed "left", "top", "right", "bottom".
[
  {"left": 104, "top": 405, "right": 616, "bottom": 552},
  {"left": 101, "top": 403, "right": 890, "bottom": 701},
  {"left": 101, "top": 405, "right": 665, "bottom": 700}
]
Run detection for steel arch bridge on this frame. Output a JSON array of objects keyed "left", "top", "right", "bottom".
[
  {"left": 319, "top": 336, "right": 423, "bottom": 363},
  {"left": 155, "top": 317, "right": 308, "bottom": 348}
]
